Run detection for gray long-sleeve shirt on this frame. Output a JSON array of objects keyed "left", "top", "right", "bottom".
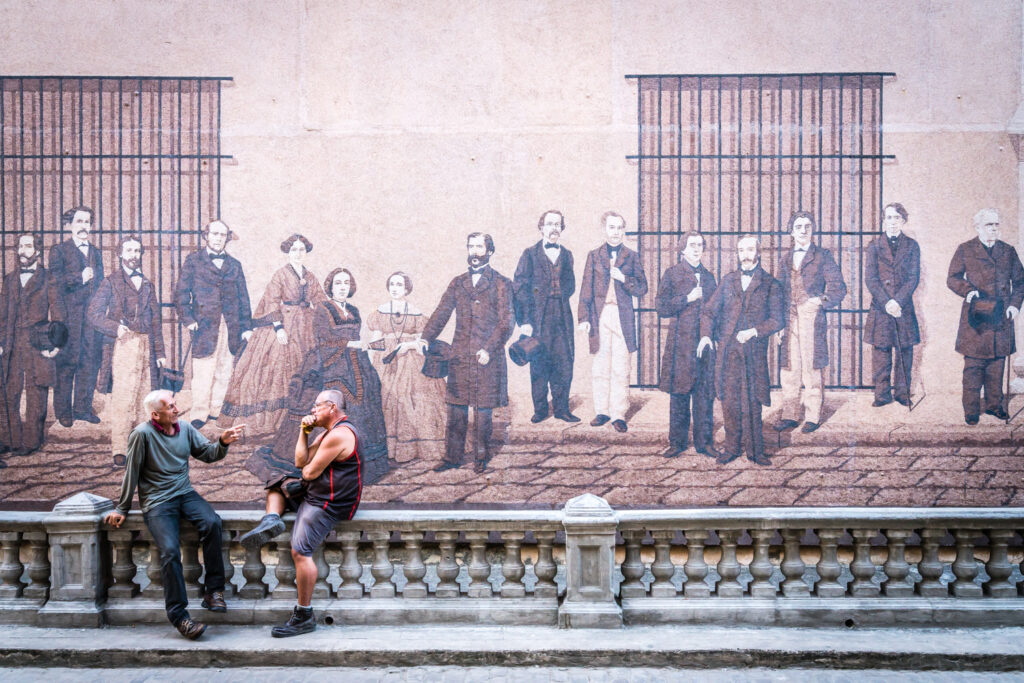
[{"left": 114, "top": 420, "right": 228, "bottom": 515}]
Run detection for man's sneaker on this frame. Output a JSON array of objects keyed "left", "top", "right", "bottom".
[
  {"left": 175, "top": 616, "right": 207, "bottom": 640},
  {"left": 240, "top": 513, "right": 285, "bottom": 551},
  {"left": 271, "top": 606, "right": 316, "bottom": 638},
  {"left": 201, "top": 590, "right": 227, "bottom": 612}
]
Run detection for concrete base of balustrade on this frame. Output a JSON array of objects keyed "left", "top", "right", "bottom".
[
  {"left": 0, "top": 598, "right": 44, "bottom": 625},
  {"left": 557, "top": 600, "right": 623, "bottom": 629},
  {"left": 622, "top": 597, "right": 1024, "bottom": 627},
  {"left": 102, "top": 597, "right": 559, "bottom": 627},
  {"left": 35, "top": 600, "right": 106, "bottom": 628}
]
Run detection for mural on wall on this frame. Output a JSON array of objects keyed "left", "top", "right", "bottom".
[{"left": 0, "top": 70, "right": 1021, "bottom": 511}]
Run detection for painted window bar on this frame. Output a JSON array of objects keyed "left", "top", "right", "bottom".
[{"left": 627, "top": 73, "right": 896, "bottom": 390}]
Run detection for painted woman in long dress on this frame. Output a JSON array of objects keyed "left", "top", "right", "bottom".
[
  {"left": 365, "top": 271, "right": 447, "bottom": 462},
  {"left": 218, "top": 233, "right": 326, "bottom": 438}
]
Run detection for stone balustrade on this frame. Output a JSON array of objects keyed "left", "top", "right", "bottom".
[{"left": 2, "top": 493, "right": 1024, "bottom": 628}]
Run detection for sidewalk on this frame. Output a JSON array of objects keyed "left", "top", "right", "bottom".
[{"left": 2, "top": 623, "right": 1024, "bottom": 671}]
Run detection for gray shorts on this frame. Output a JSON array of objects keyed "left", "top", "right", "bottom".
[{"left": 291, "top": 500, "right": 340, "bottom": 557}]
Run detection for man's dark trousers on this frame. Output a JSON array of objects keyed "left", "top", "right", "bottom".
[
  {"left": 872, "top": 345, "right": 913, "bottom": 404},
  {"left": 530, "top": 299, "right": 572, "bottom": 417},
  {"left": 721, "top": 345, "right": 765, "bottom": 459},
  {"left": 142, "top": 490, "right": 225, "bottom": 625},
  {"left": 962, "top": 355, "right": 1005, "bottom": 416},
  {"left": 668, "top": 353, "right": 714, "bottom": 451},
  {"left": 445, "top": 404, "right": 492, "bottom": 466}
]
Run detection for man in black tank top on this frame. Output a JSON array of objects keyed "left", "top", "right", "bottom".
[{"left": 271, "top": 389, "right": 362, "bottom": 638}]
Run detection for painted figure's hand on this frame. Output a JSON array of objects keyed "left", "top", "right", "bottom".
[
  {"left": 519, "top": 324, "right": 533, "bottom": 337},
  {"left": 276, "top": 328, "right": 288, "bottom": 345},
  {"left": 104, "top": 511, "right": 125, "bottom": 529},
  {"left": 156, "top": 357, "right": 167, "bottom": 368},
  {"left": 241, "top": 331, "right": 253, "bottom": 342},
  {"left": 220, "top": 423, "right": 245, "bottom": 444},
  {"left": 187, "top": 322, "right": 199, "bottom": 331},
  {"left": 346, "top": 340, "right": 362, "bottom": 349},
  {"left": 578, "top": 321, "right": 591, "bottom": 335},
  {"left": 687, "top": 286, "right": 702, "bottom": 302},
  {"left": 116, "top": 325, "right": 128, "bottom": 338},
  {"left": 41, "top": 348, "right": 59, "bottom": 359},
  {"left": 82, "top": 267, "right": 94, "bottom": 284},
  {"left": 476, "top": 349, "right": 490, "bottom": 365},
  {"left": 885, "top": 299, "right": 902, "bottom": 318},
  {"left": 0, "top": 346, "right": 4, "bottom": 355},
  {"left": 966, "top": 290, "right": 980, "bottom": 303},
  {"left": 610, "top": 266, "right": 626, "bottom": 283},
  {"left": 1007, "top": 306, "right": 1020, "bottom": 321},
  {"left": 736, "top": 328, "right": 758, "bottom": 344},
  {"left": 696, "top": 336, "right": 713, "bottom": 358}
]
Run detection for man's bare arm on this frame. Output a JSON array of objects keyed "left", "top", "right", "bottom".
[
  {"left": 295, "top": 415, "right": 324, "bottom": 468},
  {"left": 301, "top": 428, "right": 356, "bottom": 481}
]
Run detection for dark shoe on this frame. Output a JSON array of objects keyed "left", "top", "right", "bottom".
[
  {"left": 612, "top": 420, "right": 628, "bottom": 433},
  {"left": 473, "top": 460, "right": 488, "bottom": 474},
  {"left": 271, "top": 606, "right": 315, "bottom": 638},
  {"left": 201, "top": 590, "right": 227, "bottom": 613},
  {"left": 773, "top": 419, "right": 800, "bottom": 432},
  {"left": 716, "top": 449, "right": 741, "bottom": 464},
  {"left": 985, "top": 407, "right": 1010, "bottom": 421},
  {"left": 662, "top": 446, "right": 685, "bottom": 458},
  {"left": 872, "top": 398, "right": 893, "bottom": 407},
  {"left": 57, "top": 416, "right": 73, "bottom": 428},
  {"left": 590, "top": 414, "right": 611, "bottom": 427},
  {"left": 696, "top": 445, "right": 720, "bottom": 459},
  {"left": 74, "top": 412, "right": 101, "bottom": 424},
  {"left": 240, "top": 514, "right": 285, "bottom": 551},
  {"left": 0, "top": 459, "right": 7, "bottom": 469},
  {"left": 530, "top": 412, "right": 549, "bottom": 424},
  {"left": 190, "top": 418, "right": 207, "bottom": 430},
  {"left": 554, "top": 412, "right": 581, "bottom": 423},
  {"left": 433, "top": 461, "right": 461, "bottom": 472},
  {"left": 175, "top": 616, "right": 207, "bottom": 640},
  {"left": 749, "top": 453, "right": 773, "bottom": 466},
  {"left": 894, "top": 396, "right": 911, "bottom": 407},
  {"left": 801, "top": 421, "right": 820, "bottom": 433},
  {"left": 0, "top": 445, "right": 10, "bottom": 456},
  {"left": 965, "top": 414, "right": 979, "bottom": 426},
  {"left": 10, "top": 448, "right": 33, "bottom": 457}
]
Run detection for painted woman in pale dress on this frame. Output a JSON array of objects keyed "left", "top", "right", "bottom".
[
  {"left": 218, "top": 233, "right": 326, "bottom": 438},
  {"left": 366, "top": 271, "right": 447, "bottom": 462}
]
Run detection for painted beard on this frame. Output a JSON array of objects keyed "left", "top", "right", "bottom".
[
  {"left": 18, "top": 253, "right": 39, "bottom": 268},
  {"left": 467, "top": 253, "right": 490, "bottom": 268},
  {"left": 740, "top": 257, "right": 759, "bottom": 271},
  {"left": 122, "top": 257, "right": 141, "bottom": 271}
]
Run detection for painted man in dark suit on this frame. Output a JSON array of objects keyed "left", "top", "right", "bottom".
[
  {"left": 174, "top": 220, "right": 253, "bottom": 429},
  {"left": 656, "top": 231, "right": 718, "bottom": 459},
  {"left": 422, "top": 233, "right": 514, "bottom": 473},
  {"left": 48, "top": 206, "right": 103, "bottom": 426},
  {"left": 864, "top": 202, "right": 921, "bottom": 407},
  {"left": 0, "top": 234, "right": 63, "bottom": 456},
  {"left": 577, "top": 211, "right": 648, "bottom": 433},
  {"left": 773, "top": 211, "right": 846, "bottom": 434},
  {"left": 946, "top": 208, "right": 1024, "bottom": 424},
  {"left": 698, "top": 235, "right": 785, "bottom": 466},
  {"left": 513, "top": 210, "right": 579, "bottom": 424},
  {"left": 87, "top": 235, "right": 167, "bottom": 460}
]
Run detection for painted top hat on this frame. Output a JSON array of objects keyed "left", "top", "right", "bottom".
[
  {"left": 422, "top": 339, "right": 452, "bottom": 379},
  {"left": 968, "top": 296, "right": 1004, "bottom": 329},
  {"left": 29, "top": 320, "right": 69, "bottom": 352},
  {"left": 508, "top": 334, "right": 544, "bottom": 367}
]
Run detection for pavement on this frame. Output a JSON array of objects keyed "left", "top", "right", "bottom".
[{"left": 0, "top": 390, "right": 1020, "bottom": 510}]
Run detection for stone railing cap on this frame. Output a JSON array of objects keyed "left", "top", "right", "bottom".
[
  {"left": 49, "top": 492, "right": 114, "bottom": 516},
  {"left": 562, "top": 493, "right": 616, "bottom": 519}
]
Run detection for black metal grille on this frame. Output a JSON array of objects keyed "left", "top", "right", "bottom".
[
  {"left": 0, "top": 76, "right": 232, "bottom": 367},
  {"left": 628, "top": 73, "right": 895, "bottom": 389}
]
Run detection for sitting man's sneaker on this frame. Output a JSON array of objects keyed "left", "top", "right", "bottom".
[
  {"left": 272, "top": 606, "right": 316, "bottom": 638},
  {"left": 240, "top": 513, "right": 285, "bottom": 551},
  {"left": 201, "top": 590, "right": 227, "bottom": 613},
  {"left": 175, "top": 616, "right": 207, "bottom": 640}
]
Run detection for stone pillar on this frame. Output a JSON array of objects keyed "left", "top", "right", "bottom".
[
  {"left": 558, "top": 493, "right": 621, "bottom": 629},
  {"left": 37, "top": 492, "right": 114, "bottom": 627}
]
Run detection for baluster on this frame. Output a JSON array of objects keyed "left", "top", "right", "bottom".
[
  {"left": 368, "top": 530, "right": 395, "bottom": 598},
  {"left": 917, "top": 528, "right": 948, "bottom": 597},
  {"left": 336, "top": 531, "right": 364, "bottom": 599},
  {"left": 0, "top": 532, "right": 24, "bottom": 599},
  {"left": 22, "top": 531, "right": 49, "bottom": 601},
  {"left": 882, "top": 529, "right": 913, "bottom": 597},
  {"left": 219, "top": 530, "right": 236, "bottom": 597},
  {"left": 465, "top": 531, "right": 492, "bottom": 598},
  {"left": 533, "top": 531, "right": 557, "bottom": 599},
  {"left": 985, "top": 529, "right": 1016, "bottom": 598},
  {"left": 501, "top": 531, "right": 526, "bottom": 598},
  {"left": 179, "top": 529, "right": 202, "bottom": 598},
  {"left": 951, "top": 529, "right": 982, "bottom": 598},
  {"left": 403, "top": 531, "right": 428, "bottom": 598},
  {"left": 239, "top": 539, "right": 268, "bottom": 599},
  {"left": 650, "top": 530, "right": 677, "bottom": 597},
  {"left": 715, "top": 530, "right": 742, "bottom": 597},
  {"left": 748, "top": 529, "right": 776, "bottom": 598},
  {"left": 142, "top": 539, "right": 164, "bottom": 599},
  {"left": 273, "top": 534, "right": 298, "bottom": 601},
  {"left": 781, "top": 529, "right": 809, "bottom": 596},
  {"left": 107, "top": 529, "right": 139, "bottom": 599},
  {"left": 849, "top": 529, "right": 880, "bottom": 597},
  {"left": 313, "top": 544, "right": 331, "bottom": 599},
  {"left": 814, "top": 528, "right": 844, "bottom": 597},
  {"left": 434, "top": 531, "right": 460, "bottom": 598},
  {"left": 619, "top": 530, "right": 647, "bottom": 598},
  {"left": 683, "top": 529, "right": 710, "bottom": 598}
]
